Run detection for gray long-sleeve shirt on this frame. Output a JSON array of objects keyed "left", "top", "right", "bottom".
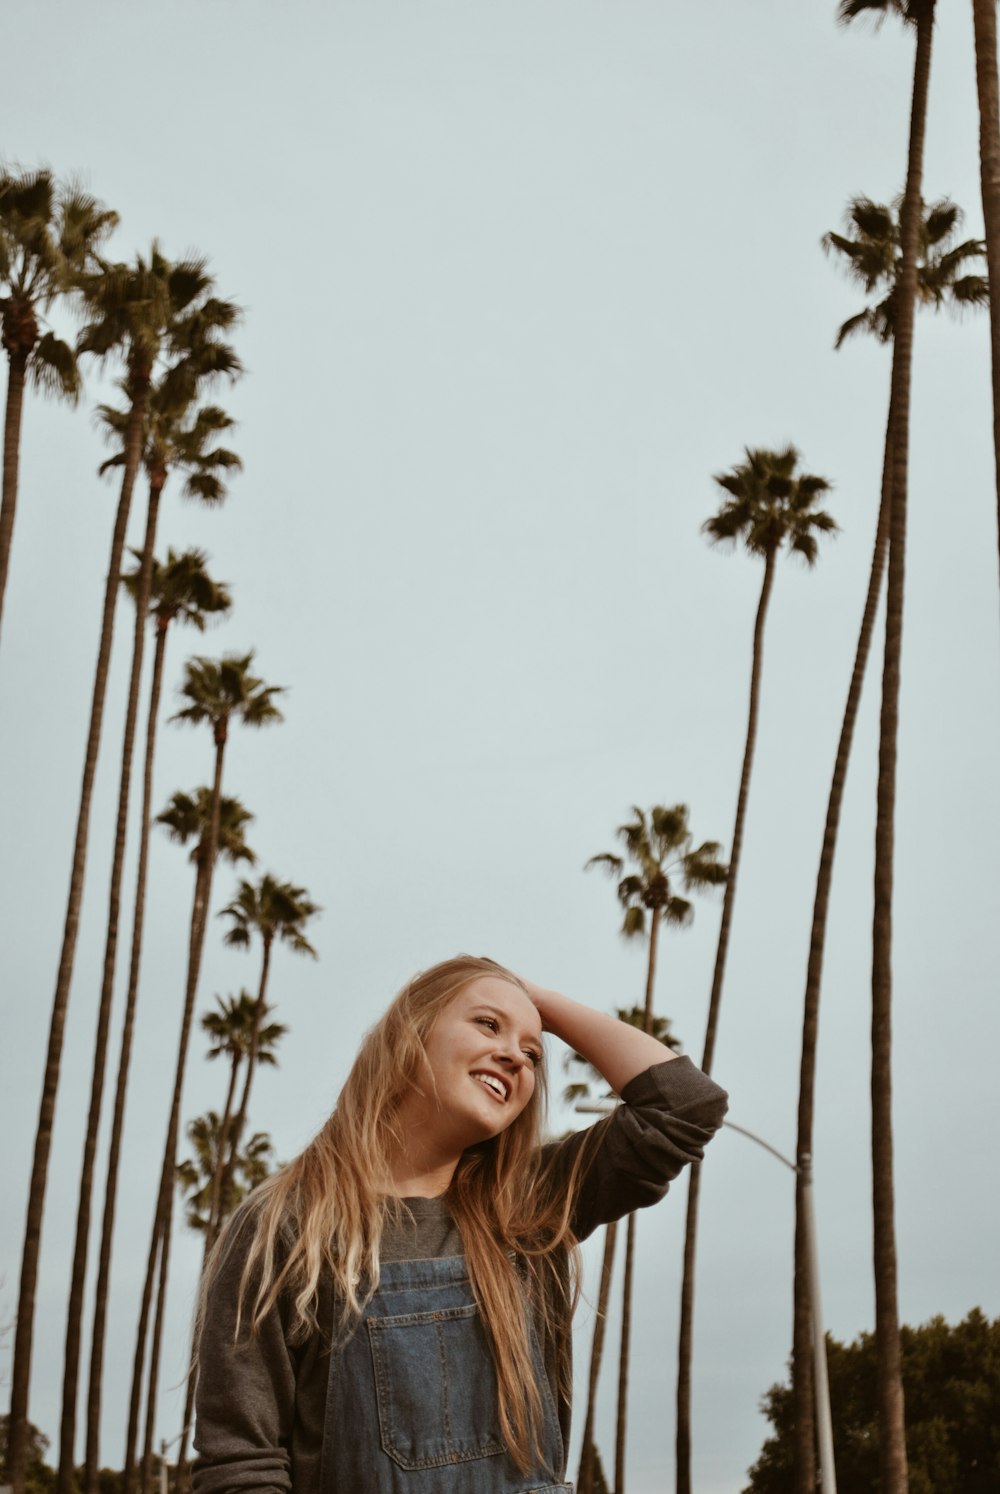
[{"left": 193, "top": 1056, "right": 728, "bottom": 1493}]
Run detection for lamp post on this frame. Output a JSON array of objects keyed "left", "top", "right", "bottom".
[
  {"left": 573, "top": 1101, "right": 838, "bottom": 1491},
  {"left": 722, "top": 1121, "right": 837, "bottom": 1494}
]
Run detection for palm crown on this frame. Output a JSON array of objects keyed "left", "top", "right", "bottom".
[
  {"left": 587, "top": 804, "right": 727, "bottom": 939},
  {"left": 703, "top": 446, "right": 837, "bottom": 565},
  {"left": 171, "top": 652, "right": 285, "bottom": 747},
  {"left": 123, "top": 546, "right": 232, "bottom": 634},
  {"left": 156, "top": 789, "right": 256, "bottom": 868},
  {"left": 99, "top": 384, "right": 242, "bottom": 500},
  {"left": 220, "top": 875, "right": 320, "bottom": 957},
  {"left": 202, "top": 991, "right": 287, "bottom": 1069},
  {"left": 0, "top": 168, "right": 116, "bottom": 394},
  {"left": 823, "top": 196, "right": 987, "bottom": 348}
]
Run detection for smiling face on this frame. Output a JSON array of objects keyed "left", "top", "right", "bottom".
[{"left": 411, "top": 975, "right": 545, "bottom": 1156}]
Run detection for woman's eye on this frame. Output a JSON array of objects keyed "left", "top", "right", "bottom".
[
  {"left": 523, "top": 1050, "right": 541, "bottom": 1067},
  {"left": 475, "top": 1016, "right": 499, "bottom": 1032}
]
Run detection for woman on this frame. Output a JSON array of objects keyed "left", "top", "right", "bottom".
[{"left": 193, "top": 954, "right": 728, "bottom": 1494}]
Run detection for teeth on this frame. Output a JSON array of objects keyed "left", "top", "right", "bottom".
[{"left": 475, "top": 1073, "right": 507, "bottom": 1101}]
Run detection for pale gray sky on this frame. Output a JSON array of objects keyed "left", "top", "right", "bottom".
[{"left": 2, "top": 3, "right": 998, "bottom": 1491}]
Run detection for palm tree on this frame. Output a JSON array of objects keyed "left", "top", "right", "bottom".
[
  {"left": 791, "top": 190, "right": 985, "bottom": 1489},
  {"left": 213, "top": 875, "right": 320, "bottom": 1230},
  {"left": 826, "top": 7, "right": 937, "bottom": 1490},
  {"left": 125, "top": 655, "right": 282, "bottom": 1494},
  {"left": 199, "top": 991, "right": 286, "bottom": 1236},
  {"left": 122, "top": 789, "right": 258, "bottom": 1494},
  {"left": 566, "top": 1008, "right": 680, "bottom": 1494},
  {"left": 972, "top": 0, "right": 1000, "bottom": 589},
  {"left": 587, "top": 807, "right": 725, "bottom": 1494},
  {"left": 0, "top": 168, "right": 116, "bottom": 644},
  {"left": 8, "top": 245, "right": 221, "bottom": 1494},
  {"left": 81, "top": 551, "right": 232, "bottom": 1494},
  {"left": 177, "top": 1113, "right": 275, "bottom": 1234},
  {"left": 822, "top": 194, "right": 986, "bottom": 347},
  {"left": 675, "top": 447, "right": 836, "bottom": 1494},
  {"left": 173, "top": 997, "right": 286, "bottom": 1481}
]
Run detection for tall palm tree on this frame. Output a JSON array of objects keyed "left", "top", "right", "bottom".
[
  {"left": 0, "top": 168, "right": 116, "bottom": 643},
  {"left": 791, "top": 191, "right": 985, "bottom": 1489},
  {"left": 213, "top": 875, "right": 320, "bottom": 1229},
  {"left": 565, "top": 1008, "right": 681, "bottom": 1494},
  {"left": 827, "top": 7, "right": 937, "bottom": 1491},
  {"left": 62, "top": 376, "right": 241, "bottom": 1494},
  {"left": 81, "top": 551, "right": 232, "bottom": 1494},
  {"left": 177, "top": 1113, "right": 275, "bottom": 1234},
  {"left": 173, "top": 997, "right": 287, "bottom": 1482},
  {"left": 587, "top": 808, "right": 725, "bottom": 1494},
  {"left": 8, "top": 246, "right": 219, "bottom": 1494},
  {"left": 200, "top": 992, "right": 286, "bottom": 1237},
  {"left": 972, "top": 0, "right": 1000, "bottom": 589},
  {"left": 133, "top": 875, "right": 316, "bottom": 1494},
  {"left": 675, "top": 448, "right": 836, "bottom": 1494},
  {"left": 124, "top": 790, "right": 257, "bottom": 1494},
  {"left": 125, "top": 654, "right": 283, "bottom": 1494}
]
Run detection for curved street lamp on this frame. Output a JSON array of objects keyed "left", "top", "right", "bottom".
[{"left": 722, "top": 1120, "right": 837, "bottom": 1494}]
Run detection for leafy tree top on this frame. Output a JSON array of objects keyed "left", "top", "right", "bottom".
[
  {"left": 99, "top": 384, "right": 242, "bottom": 499},
  {"left": 703, "top": 445, "right": 836, "bottom": 565},
  {"left": 202, "top": 990, "right": 287, "bottom": 1067},
  {"left": 220, "top": 874, "right": 320, "bottom": 957},
  {"left": 837, "top": 0, "right": 935, "bottom": 28},
  {"left": 157, "top": 788, "right": 256, "bottom": 868},
  {"left": 0, "top": 167, "right": 116, "bottom": 394},
  {"left": 586, "top": 803, "right": 727, "bottom": 939},
  {"left": 744, "top": 1309, "right": 1000, "bottom": 1493},
  {"left": 123, "top": 546, "right": 233, "bottom": 633},
  {"left": 823, "top": 195, "right": 987, "bottom": 348},
  {"left": 171, "top": 651, "right": 285, "bottom": 745}
]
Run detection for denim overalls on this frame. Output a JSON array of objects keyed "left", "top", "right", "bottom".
[{"left": 320, "top": 1254, "right": 572, "bottom": 1493}]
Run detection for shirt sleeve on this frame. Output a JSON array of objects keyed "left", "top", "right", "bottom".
[
  {"left": 192, "top": 1211, "right": 297, "bottom": 1494},
  {"left": 542, "top": 1056, "right": 729, "bottom": 1243}
]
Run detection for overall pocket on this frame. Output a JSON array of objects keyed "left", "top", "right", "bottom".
[{"left": 367, "top": 1301, "right": 506, "bottom": 1469}]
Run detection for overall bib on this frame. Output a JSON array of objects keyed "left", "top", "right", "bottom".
[{"left": 320, "top": 1254, "right": 572, "bottom": 1493}]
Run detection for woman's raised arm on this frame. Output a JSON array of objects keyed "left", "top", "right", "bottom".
[{"left": 520, "top": 979, "right": 679, "bottom": 1094}]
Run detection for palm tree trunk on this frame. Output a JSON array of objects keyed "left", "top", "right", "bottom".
[
  {"left": 175, "top": 1052, "right": 242, "bottom": 1488},
  {"left": 870, "top": 9, "right": 934, "bottom": 1491},
  {"left": 675, "top": 546, "right": 777, "bottom": 1494},
  {"left": 140, "top": 1181, "right": 176, "bottom": 1494},
  {"left": 58, "top": 479, "right": 162, "bottom": 1494},
  {"left": 973, "top": 0, "right": 1000, "bottom": 594},
  {"left": 576, "top": 1219, "right": 619, "bottom": 1494},
  {"left": 123, "top": 843, "right": 213, "bottom": 1494},
  {"left": 84, "top": 609, "right": 171, "bottom": 1494},
  {"left": 216, "top": 940, "right": 273, "bottom": 1229},
  {"left": 792, "top": 438, "right": 893, "bottom": 1492},
  {"left": 614, "top": 1212, "right": 637, "bottom": 1494},
  {"left": 7, "top": 387, "right": 147, "bottom": 1494},
  {"left": 0, "top": 348, "right": 27, "bottom": 646},
  {"left": 612, "top": 917, "right": 661, "bottom": 1494}
]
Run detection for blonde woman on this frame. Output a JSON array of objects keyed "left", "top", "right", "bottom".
[{"left": 193, "top": 955, "right": 727, "bottom": 1494}]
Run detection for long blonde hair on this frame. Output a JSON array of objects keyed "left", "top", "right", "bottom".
[{"left": 199, "top": 955, "right": 600, "bottom": 1472}]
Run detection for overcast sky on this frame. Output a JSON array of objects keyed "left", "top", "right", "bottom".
[{"left": 2, "top": 3, "right": 999, "bottom": 1491}]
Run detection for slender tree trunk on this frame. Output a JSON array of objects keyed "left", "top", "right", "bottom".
[
  {"left": 0, "top": 347, "right": 28, "bottom": 647},
  {"left": 675, "top": 547, "right": 777, "bottom": 1494},
  {"left": 612, "top": 918, "right": 660, "bottom": 1494},
  {"left": 216, "top": 940, "right": 273, "bottom": 1228},
  {"left": 7, "top": 386, "right": 147, "bottom": 1494},
  {"left": 972, "top": 0, "right": 1000, "bottom": 594},
  {"left": 84, "top": 609, "right": 172, "bottom": 1494},
  {"left": 791, "top": 427, "right": 894, "bottom": 1493},
  {"left": 140, "top": 1182, "right": 176, "bottom": 1494},
  {"left": 123, "top": 843, "right": 213, "bottom": 1494},
  {"left": 870, "top": 10, "right": 934, "bottom": 1490},
  {"left": 58, "top": 479, "right": 162, "bottom": 1494},
  {"left": 175, "top": 1053, "right": 242, "bottom": 1488},
  {"left": 204, "top": 1046, "right": 243, "bottom": 1242},
  {"left": 576, "top": 1219, "right": 619, "bottom": 1494}
]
